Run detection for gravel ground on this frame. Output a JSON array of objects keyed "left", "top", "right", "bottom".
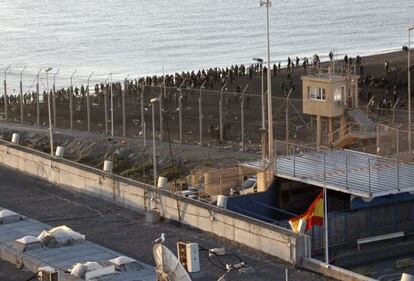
[{"left": 0, "top": 165, "right": 330, "bottom": 281}]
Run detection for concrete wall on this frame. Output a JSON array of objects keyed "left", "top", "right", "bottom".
[
  {"left": 0, "top": 141, "right": 310, "bottom": 265},
  {"left": 302, "top": 258, "right": 376, "bottom": 281}
]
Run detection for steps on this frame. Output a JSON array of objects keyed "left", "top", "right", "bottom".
[{"left": 347, "top": 109, "right": 376, "bottom": 136}]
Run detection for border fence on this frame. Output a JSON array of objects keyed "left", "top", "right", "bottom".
[{"left": 0, "top": 66, "right": 317, "bottom": 152}]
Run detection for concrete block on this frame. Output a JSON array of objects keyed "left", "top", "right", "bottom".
[
  {"left": 22, "top": 255, "right": 45, "bottom": 272},
  {"left": 1, "top": 247, "right": 24, "bottom": 269}
]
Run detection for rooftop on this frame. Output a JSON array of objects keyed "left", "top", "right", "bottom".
[
  {"left": 0, "top": 209, "right": 156, "bottom": 281},
  {"left": 0, "top": 165, "right": 330, "bottom": 281}
]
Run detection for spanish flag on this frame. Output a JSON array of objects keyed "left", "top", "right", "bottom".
[{"left": 289, "top": 192, "right": 324, "bottom": 233}]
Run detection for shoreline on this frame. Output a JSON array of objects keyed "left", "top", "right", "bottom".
[{"left": 1, "top": 47, "right": 407, "bottom": 82}]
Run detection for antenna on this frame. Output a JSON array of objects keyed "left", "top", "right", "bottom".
[{"left": 153, "top": 244, "right": 192, "bottom": 281}]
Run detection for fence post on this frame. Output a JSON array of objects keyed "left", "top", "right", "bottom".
[
  {"left": 241, "top": 92, "right": 245, "bottom": 152},
  {"left": 159, "top": 85, "right": 163, "bottom": 141},
  {"left": 199, "top": 83, "right": 205, "bottom": 146},
  {"left": 20, "top": 66, "right": 27, "bottom": 124},
  {"left": 179, "top": 94, "right": 183, "bottom": 144},
  {"left": 141, "top": 84, "right": 145, "bottom": 146},
  {"left": 103, "top": 87, "right": 108, "bottom": 134},
  {"left": 241, "top": 85, "right": 248, "bottom": 152},
  {"left": 122, "top": 78, "right": 127, "bottom": 137},
  {"left": 219, "top": 82, "right": 228, "bottom": 145},
  {"left": 70, "top": 70, "right": 76, "bottom": 130},
  {"left": 52, "top": 69, "right": 60, "bottom": 128},
  {"left": 36, "top": 68, "right": 41, "bottom": 126},
  {"left": 86, "top": 72, "right": 94, "bottom": 133},
  {"left": 3, "top": 65, "right": 10, "bottom": 122}
]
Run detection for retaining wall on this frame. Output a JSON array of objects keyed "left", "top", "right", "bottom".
[{"left": 0, "top": 140, "right": 309, "bottom": 265}]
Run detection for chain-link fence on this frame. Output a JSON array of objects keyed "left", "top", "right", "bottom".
[
  {"left": 377, "top": 123, "right": 414, "bottom": 162},
  {"left": 0, "top": 67, "right": 319, "bottom": 153}
]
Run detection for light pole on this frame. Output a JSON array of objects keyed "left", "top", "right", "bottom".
[
  {"left": 52, "top": 68, "right": 60, "bottom": 128},
  {"left": 408, "top": 27, "right": 414, "bottom": 153},
  {"left": 253, "top": 57, "right": 265, "bottom": 130},
  {"left": 260, "top": 0, "right": 274, "bottom": 180},
  {"left": 151, "top": 97, "right": 160, "bottom": 187},
  {"left": 253, "top": 57, "right": 266, "bottom": 165},
  {"left": 45, "top": 67, "right": 54, "bottom": 156},
  {"left": 3, "top": 64, "right": 11, "bottom": 122}
]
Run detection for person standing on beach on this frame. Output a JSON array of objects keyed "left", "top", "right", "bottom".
[
  {"left": 273, "top": 64, "right": 277, "bottom": 76},
  {"left": 384, "top": 60, "right": 389, "bottom": 73}
]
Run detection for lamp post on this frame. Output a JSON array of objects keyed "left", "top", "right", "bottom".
[
  {"left": 45, "top": 67, "right": 53, "bottom": 156},
  {"left": 408, "top": 27, "right": 414, "bottom": 153},
  {"left": 260, "top": 0, "right": 274, "bottom": 179},
  {"left": 253, "top": 57, "right": 265, "bottom": 130},
  {"left": 151, "top": 97, "right": 160, "bottom": 187},
  {"left": 253, "top": 57, "right": 266, "bottom": 165}
]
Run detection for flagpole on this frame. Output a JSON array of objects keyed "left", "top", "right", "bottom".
[
  {"left": 323, "top": 151, "right": 329, "bottom": 264},
  {"left": 324, "top": 187, "right": 329, "bottom": 264}
]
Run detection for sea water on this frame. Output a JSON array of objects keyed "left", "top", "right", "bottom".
[{"left": 0, "top": 0, "right": 413, "bottom": 79}]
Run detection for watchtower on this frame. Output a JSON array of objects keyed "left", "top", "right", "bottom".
[{"left": 302, "top": 66, "right": 360, "bottom": 148}]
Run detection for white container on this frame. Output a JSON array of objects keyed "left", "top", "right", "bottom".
[
  {"left": 401, "top": 273, "right": 414, "bottom": 281},
  {"left": 103, "top": 160, "right": 113, "bottom": 173},
  {"left": 55, "top": 146, "right": 65, "bottom": 158},
  {"left": 217, "top": 195, "right": 227, "bottom": 208},
  {"left": 11, "top": 133, "right": 20, "bottom": 144},
  {"left": 157, "top": 177, "right": 168, "bottom": 189},
  {"left": 186, "top": 243, "right": 200, "bottom": 273}
]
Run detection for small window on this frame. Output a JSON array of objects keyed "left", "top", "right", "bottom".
[
  {"left": 309, "top": 87, "right": 326, "bottom": 101},
  {"left": 320, "top": 88, "right": 326, "bottom": 100},
  {"left": 334, "top": 88, "right": 342, "bottom": 101}
]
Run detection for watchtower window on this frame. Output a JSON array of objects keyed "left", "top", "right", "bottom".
[{"left": 309, "top": 87, "right": 325, "bottom": 101}]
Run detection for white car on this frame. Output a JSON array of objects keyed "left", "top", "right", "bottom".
[{"left": 230, "top": 177, "right": 257, "bottom": 196}]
